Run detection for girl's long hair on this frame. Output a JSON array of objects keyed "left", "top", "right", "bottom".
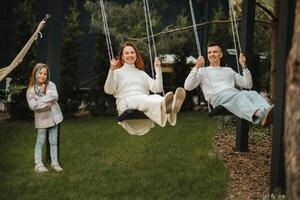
[
  {"left": 28, "top": 63, "right": 49, "bottom": 95},
  {"left": 116, "top": 42, "right": 144, "bottom": 70}
]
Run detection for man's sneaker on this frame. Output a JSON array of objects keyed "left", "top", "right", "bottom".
[
  {"left": 162, "top": 92, "right": 174, "bottom": 114},
  {"left": 261, "top": 105, "right": 274, "bottom": 127},
  {"left": 172, "top": 87, "right": 186, "bottom": 113},
  {"left": 34, "top": 163, "right": 48, "bottom": 173},
  {"left": 51, "top": 163, "right": 64, "bottom": 172}
]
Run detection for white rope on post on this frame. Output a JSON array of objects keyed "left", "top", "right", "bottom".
[
  {"left": 0, "top": 15, "right": 49, "bottom": 81},
  {"left": 189, "top": 0, "right": 202, "bottom": 56}
]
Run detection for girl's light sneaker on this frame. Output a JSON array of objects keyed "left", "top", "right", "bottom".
[
  {"left": 34, "top": 163, "right": 48, "bottom": 173},
  {"left": 51, "top": 163, "right": 64, "bottom": 172}
]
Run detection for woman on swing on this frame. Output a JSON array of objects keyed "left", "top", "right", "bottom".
[
  {"left": 104, "top": 42, "right": 186, "bottom": 135},
  {"left": 184, "top": 42, "right": 274, "bottom": 127}
]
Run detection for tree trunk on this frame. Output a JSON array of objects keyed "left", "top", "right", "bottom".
[
  {"left": 284, "top": 1, "right": 300, "bottom": 199},
  {"left": 270, "top": 0, "right": 278, "bottom": 103}
]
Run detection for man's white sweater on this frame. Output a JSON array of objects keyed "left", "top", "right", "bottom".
[{"left": 184, "top": 66, "right": 253, "bottom": 101}]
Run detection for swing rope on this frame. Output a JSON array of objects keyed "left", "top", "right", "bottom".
[
  {"left": 229, "top": 1, "right": 242, "bottom": 54},
  {"left": 188, "top": 0, "right": 243, "bottom": 114},
  {"left": 228, "top": 0, "right": 242, "bottom": 76},
  {"left": 143, "top": 0, "right": 165, "bottom": 96},
  {"left": 143, "top": 0, "right": 160, "bottom": 81},
  {"left": 188, "top": 0, "right": 215, "bottom": 111},
  {"left": 228, "top": 0, "right": 249, "bottom": 92},
  {"left": 0, "top": 15, "right": 50, "bottom": 82},
  {"left": 143, "top": 0, "right": 155, "bottom": 79},
  {"left": 99, "top": 0, "right": 114, "bottom": 61},
  {"left": 99, "top": 0, "right": 164, "bottom": 121},
  {"left": 189, "top": 0, "right": 202, "bottom": 56}
]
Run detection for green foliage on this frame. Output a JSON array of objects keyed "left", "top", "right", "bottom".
[
  {"left": 209, "top": 3, "right": 231, "bottom": 51},
  {"left": 158, "top": 10, "right": 194, "bottom": 56},
  {"left": 85, "top": 1, "right": 171, "bottom": 115},
  {"left": 231, "top": 0, "right": 273, "bottom": 54},
  {"left": 173, "top": 55, "right": 195, "bottom": 111},
  {"left": 254, "top": 0, "right": 273, "bottom": 53},
  {"left": 11, "top": 0, "right": 37, "bottom": 86},
  {"left": 60, "top": 0, "right": 83, "bottom": 117},
  {"left": 85, "top": 1, "right": 193, "bottom": 63},
  {"left": 0, "top": 113, "right": 227, "bottom": 199},
  {"left": 0, "top": 84, "right": 27, "bottom": 112},
  {"left": 84, "top": 33, "right": 117, "bottom": 116},
  {"left": 85, "top": 1, "right": 195, "bottom": 115},
  {"left": 85, "top": 0, "right": 158, "bottom": 61},
  {"left": 8, "top": 0, "right": 37, "bottom": 120}
]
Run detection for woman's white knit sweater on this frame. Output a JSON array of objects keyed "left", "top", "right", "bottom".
[
  {"left": 104, "top": 63, "right": 166, "bottom": 135},
  {"left": 104, "top": 63, "right": 163, "bottom": 111}
]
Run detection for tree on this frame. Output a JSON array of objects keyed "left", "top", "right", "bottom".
[
  {"left": 7, "top": 0, "right": 37, "bottom": 120},
  {"left": 60, "top": 0, "right": 83, "bottom": 117},
  {"left": 209, "top": 3, "right": 231, "bottom": 51},
  {"left": 209, "top": 3, "right": 232, "bottom": 68},
  {"left": 254, "top": 0, "right": 278, "bottom": 102},
  {"left": 85, "top": 0, "right": 194, "bottom": 113},
  {"left": 284, "top": 0, "right": 300, "bottom": 199}
]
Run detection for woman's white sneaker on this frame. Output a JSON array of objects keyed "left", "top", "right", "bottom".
[
  {"left": 172, "top": 87, "right": 186, "bottom": 113},
  {"left": 162, "top": 92, "right": 174, "bottom": 114}
]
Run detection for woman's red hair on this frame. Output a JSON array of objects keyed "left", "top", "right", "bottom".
[{"left": 116, "top": 42, "right": 144, "bottom": 70}]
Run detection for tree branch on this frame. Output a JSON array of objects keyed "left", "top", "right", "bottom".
[
  {"left": 255, "top": 2, "right": 277, "bottom": 21},
  {"left": 126, "top": 18, "right": 272, "bottom": 41}
]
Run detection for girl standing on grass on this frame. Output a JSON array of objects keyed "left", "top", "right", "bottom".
[{"left": 26, "top": 63, "right": 63, "bottom": 173}]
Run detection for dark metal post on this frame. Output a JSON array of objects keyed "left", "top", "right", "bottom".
[
  {"left": 235, "top": 0, "right": 255, "bottom": 152},
  {"left": 46, "top": 0, "right": 63, "bottom": 163},
  {"left": 270, "top": 0, "right": 295, "bottom": 194}
]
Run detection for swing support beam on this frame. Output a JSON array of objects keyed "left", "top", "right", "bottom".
[
  {"left": 234, "top": 0, "right": 256, "bottom": 152},
  {"left": 45, "top": 0, "right": 63, "bottom": 163},
  {"left": 270, "top": 0, "right": 295, "bottom": 194}
]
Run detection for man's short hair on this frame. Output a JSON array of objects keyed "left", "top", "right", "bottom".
[{"left": 207, "top": 42, "right": 223, "bottom": 52}]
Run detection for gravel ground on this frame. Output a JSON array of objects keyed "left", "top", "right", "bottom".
[{"left": 214, "top": 124, "right": 272, "bottom": 200}]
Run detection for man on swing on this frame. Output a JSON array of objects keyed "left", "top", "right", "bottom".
[{"left": 184, "top": 42, "right": 274, "bottom": 127}]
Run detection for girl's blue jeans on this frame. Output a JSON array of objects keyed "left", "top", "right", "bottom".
[{"left": 35, "top": 125, "right": 58, "bottom": 165}]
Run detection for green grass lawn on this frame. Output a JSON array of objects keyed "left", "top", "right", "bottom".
[{"left": 0, "top": 113, "right": 228, "bottom": 200}]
